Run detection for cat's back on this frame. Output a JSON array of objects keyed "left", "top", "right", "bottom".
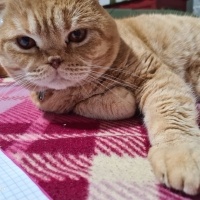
[
  {"left": 115, "top": 14, "right": 200, "bottom": 69},
  {"left": 115, "top": 14, "right": 200, "bottom": 49}
]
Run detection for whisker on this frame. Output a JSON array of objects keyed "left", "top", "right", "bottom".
[
  {"left": 6, "top": 74, "right": 39, "bottom": 98},
  {"left": 92, "top": 65, "right": 145, "bottom": 80},
  {"left": 65, "top": 56, "right": 144, "bottom": 83},
  {"left": 90, "top": 71, "right": 139, "bottom": 90},
  {"left": 77, "top": 82, "right": 91, "bottom": 97},
  {"left": 87, "top": 74, "right": 133, "bottom": 103}
]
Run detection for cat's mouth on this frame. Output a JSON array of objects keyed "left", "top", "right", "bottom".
[
  {"left": 27, "top": 74, "right": 72, "bottom": 90},
  {"left": 26, "top": 67, "right": 90, "bottom": 90},
  {"left": 51, "top": 75, "right": 66, "bottom": 82},
  {"left": 47, "top": 75, "right": 74, "bottom": 90}
]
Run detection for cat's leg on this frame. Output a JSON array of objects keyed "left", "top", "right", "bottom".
[
  {"left": 74, "top": 86, "right": 136, "bottom": 120},
  {"left": 31, "top": 89, "right": 79, "bottom": 113},
  {"left": 140, "top": 66, "right": 200, "bottom": 195}
]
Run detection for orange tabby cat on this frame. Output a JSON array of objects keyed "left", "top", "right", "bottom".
[{"left": 0, "top": 0, "right": 200, "bottom": 195}]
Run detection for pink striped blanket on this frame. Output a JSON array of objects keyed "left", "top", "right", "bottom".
[{"left": 0, "top": 78, "right": 199, "bottom": 200}]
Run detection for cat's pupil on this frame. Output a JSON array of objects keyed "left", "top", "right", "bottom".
[
  {"left": 68, "top": 29, "right": 87, "bottom": 43},
  {"left": 73, "top": 30, "right": 81, "bottom": 37},
  {"left": 16, "top": 36, "right": 36, "bottom": 50}
]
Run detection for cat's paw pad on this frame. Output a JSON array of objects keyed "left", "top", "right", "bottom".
[{"left": 148, "top": 141, "right": 200, "bottom": 195}]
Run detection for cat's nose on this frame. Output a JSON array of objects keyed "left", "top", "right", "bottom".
[{"left": 48, "top": 56, "right": 62, "bottom": 69}]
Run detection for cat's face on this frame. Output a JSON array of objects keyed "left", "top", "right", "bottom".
[{"left": 0, "top": 0, "right": 120, "bottom": 90}]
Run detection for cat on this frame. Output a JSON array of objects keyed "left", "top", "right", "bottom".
[
  {"left": 0, "top": 0, "right": 200, "bottom": 196},
  {"left": 0, "top": 0, "right": 6, "bottom": 77}
]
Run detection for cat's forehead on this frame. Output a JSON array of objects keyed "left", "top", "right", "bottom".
[{"left": 5, "top": 0, "right": 100, "bottom": 34}]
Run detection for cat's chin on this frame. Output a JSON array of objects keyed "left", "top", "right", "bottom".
[
  {"left": 28, "top": 75, "right": 80, "bottom": 90},
  {"left": 48, "top": 84, "right": 72, "bottom": 90},
  {"left": 44, "top": 81, "right": 75, "bottom": 90},
  {"left": 37, "top": 78, "right": 79, "bottom": 90}
]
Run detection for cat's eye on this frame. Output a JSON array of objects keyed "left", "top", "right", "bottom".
[
  {"left": 68, "top": 29, "right": 87, "bottom": 43},
  {"left": 16, "top": 36, "right": 36, "bottom": 50}
]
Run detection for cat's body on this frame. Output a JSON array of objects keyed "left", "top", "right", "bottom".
[
  {"left": 33, "top": 15, "right": 200, "bottom": 118},
  {"left": 116, "top": 15, "right": 200, "bottom": 95},
  {"left": 1, "top": 0, "right": 200, "bottom": 196}
]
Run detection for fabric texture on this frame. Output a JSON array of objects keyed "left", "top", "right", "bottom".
[{"left": 0, "top": 78, "right": 200, "bottom": 200}]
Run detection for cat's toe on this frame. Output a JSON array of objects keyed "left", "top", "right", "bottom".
[{"left": 148, "top": 141, "right": 200, "bottom": 195}]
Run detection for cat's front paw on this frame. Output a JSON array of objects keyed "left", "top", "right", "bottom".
[{"left": 148, "top": 140, "right": 200, "bottom": 195}]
